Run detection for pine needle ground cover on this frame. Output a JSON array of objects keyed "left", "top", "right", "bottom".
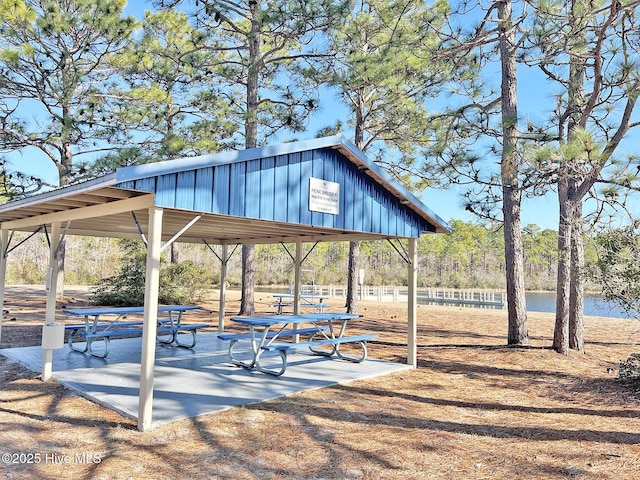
[{"left": 1, "top": 287, "right": 639, "bottom": 479}]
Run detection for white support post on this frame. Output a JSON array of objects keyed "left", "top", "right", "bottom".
[
  {"left": 292, "top": 241, "right": 303, "bottom": 343},
  {"left": 0, "top": 230, "right": 8, "bottom": 347},
  {"left": 293, "top": 240, "right": 302, "bottom": 315},
  {"left": 407, "top": 238, "right": 418, "bottom": 368},
  {"left": 218, "top": 244, "right": 228, "bottom": 332},
  {"left": 138, "top": 207, "right": 163, "bottom": 432},
  {"left": 42, "top": 223, "right": 62, "bottom": 381}
]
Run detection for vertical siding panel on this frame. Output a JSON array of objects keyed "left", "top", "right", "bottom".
[
  {"left": 395, "top": 204, "right": 404, "bottom": 237},
  {"left": 287, "top": 152, "right": 301, "bottom": 223},
  {"left": 194, "top": 167, "right": 213, "bottom": 212},
  {"left": 380, "top": 190, "right": 389, "bottom": 234},
  {"left": 299, "top": 150, "right": 313, "bottom": 225},
  {"left": 371, "top": 189, "right": 384, "bottom": 233},
  {"left": 134, "top": 178, "right": 156, "bottom": 193},
  {"left": 382, "top": 195, "right": 396, "bottom": 235},
  {"left": 245, "top": 159, "right": 261, "bottom": 218},
  {"left": 365, "top": 186, "right": 373, "bottom": 233},
  {"left": 274, "top": 155, "right": 288, "bottom": 222},
  {"left": 371, "top": 180, "right": 380, "bottom": 233},
  {"left": 333, "top": 152, "right": 346, "bottom": 230},
  {"left": 394, "top": 196, "right": 403, "bottom": 236},
  {"left": 401, "top": 206, "right": 413, "bottom": 237},
  {"left": 352, "top": 176, "right": 369, "bottom": 230},
  {"left": 395, "top": 205, "right": 405, "bottom": 237},
  {"left": 339, "top": 160, "right": 351, "bottom": 229},
  {"left": 409, "top": 210, "right": 420, "bottom": 237},
  {"left": 156, "top": 174, "right": 177, "bottom": 208},
  {"left": 260, "top": 156, "right": 275, "bottom": 220},
  {"left": 405, "top": 207, "right": 415, "bottom": 237},
  {"left": 386, "top": 196, "right": 395, "bottom": 236},
  {"left": 393, "top": 195, "right": 402, "bottom": 236},
  {"left": 365, "top": 176, "right": 374, "bottom": 232},
  {"left": 406, "top": 206, "right": 414, "bottom": 237},
  {"left": 321, "top": 150, "right": 337, "bottom": 228},
  {"left": 412, "top": 218, "right": 421, "bottom": 237},
  {"left": 213, "top": 164, "right": 230, "bottom": 214},
  {"left": 230, "top": 162, "right": 246, "bottom": 216},
  {"left": 409, "top": 211, "right": 420, "bottom": 237},
  {"left": 344, "top": 163, "right": 357, "bottom": 232},
  {"left": 175, "top": 170, "right": 196, "bottom": 210},
  {"left": 407, "top": 208, "right": 421, "bottom": 237},
  {"left": 395, "top": 203, "right": 404, "bottom": 237},
  {"left": 380, "top": 188, "right": 389, "bottom": 234},
  {"left": 309, "top": 150, "right": 324, "bottom": 226},
  {"left": 353, "top": 169, "right": 364, "bottom": 231}
]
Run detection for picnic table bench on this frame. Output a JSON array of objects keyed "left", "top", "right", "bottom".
[
  {"left": 63, "top": 305, "right": 207, "bottom": 358},
  {"left": 220, "top": 313, "right": 378, "bottom": 376}
]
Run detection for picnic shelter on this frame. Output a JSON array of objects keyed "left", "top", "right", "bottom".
[{"left": 0, "top": 135, "right": 449, "bottom": 430}]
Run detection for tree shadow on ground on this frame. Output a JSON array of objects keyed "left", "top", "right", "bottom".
[{"left": 248, "top": 383, "right": 640, "bottom": 445}]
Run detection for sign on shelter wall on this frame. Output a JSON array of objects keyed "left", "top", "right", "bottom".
[{"left": 309, "top": 177, "right": 340, "bottom": 215}]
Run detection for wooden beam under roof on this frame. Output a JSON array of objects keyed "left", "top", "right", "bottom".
[{"left": 0, "top": 194, "right": 155, "bottom": 230}]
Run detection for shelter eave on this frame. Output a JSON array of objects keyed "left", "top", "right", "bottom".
[
  {"left": 0, "top": 186, "right": 435, "bottom": 245},
  {"left": 0, "top": 190, "right": 155, "bottom": 231},
  {"left": 211, "top": 231, "right": 399, "bottom": 246},
  {"left": 56, "top": 226, "right": 390, "bottom": 245},
  {"left": 0, "top": 173, "right": 118, "bottom": 212}
]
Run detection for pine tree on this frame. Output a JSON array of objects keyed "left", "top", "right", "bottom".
[
  {"left": 316, "top": 0, "right": 451, "bottom": 313},
  {"left": 155, "top": 0, "right": 350, "bottom": 314},
  {"left": 524, "top": 0, "right": 640, "bottom": 354},
  {"left": 0, "top": 0, "right": 137, "bottom": 186},
  {"left": 0, "top": 0, "right": 137, "bottom": 296}
]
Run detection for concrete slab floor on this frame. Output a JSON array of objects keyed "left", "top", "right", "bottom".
[{"left": 1, "top": 332, "right": 411, "bottom": 428}]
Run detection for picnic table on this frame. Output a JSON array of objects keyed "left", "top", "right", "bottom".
[
  {"left": 218, "top": 312, "right": 378, "bottom": 376},
  {"left": 271, "top": 294, "right": 330, "bottom": 314},
  {"left": 63, "top": 305, "right": 207, "bottom": 358}
]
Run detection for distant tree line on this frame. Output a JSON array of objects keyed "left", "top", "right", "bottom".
[{"left": 3, "top": 220, "right": 600, "bottom": 293}]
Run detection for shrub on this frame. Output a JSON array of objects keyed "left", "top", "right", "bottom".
[
  {"left": 618, "top": 353, "right": 640, "bottom": 392},
  {"left": 160, "top": 260, "right": 213, "bottom": 304},
  {"left": 90, "top": 244, "right": 146, "bottom": 306},
  {"left": 90, "top": 241, "right": 212, "bottom": 306}
]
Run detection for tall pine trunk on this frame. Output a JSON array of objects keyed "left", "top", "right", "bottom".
[
  {"left": 503, "top": 186, "right": 528, "bottom": 344},
  {"left": 239, "top": 1, "right": 261, "bottom": 316},
  {"left": 499, "top": 0, "right": 528, "bottom": 345},
  {"left": 345, "top": 110, "right": 367, "bottom": 314},
  {"left": 556, "top": 1, "right": 586, "bottom": 353},
  {"left": 54, "top": 142, "right": 75, "bottom": 299},
  {"left": 569, "top": 200, "right": 585, "bottom": 352},
  {"left": 345, "top": 241, "right": 359, "bottom": 313},
  {"left": 554, "top": 180, "right": 572, "bottom": 354}
]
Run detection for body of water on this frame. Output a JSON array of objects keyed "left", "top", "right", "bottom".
[
  {"left": 256, "top": 286, "right": 637, "bottom": 320},
  {"left": 525, "top": 292, "right": 636, "bottom": 319}
]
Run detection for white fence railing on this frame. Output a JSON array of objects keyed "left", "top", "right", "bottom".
[{"left": 294, "top": 285, "right": 505, "bottom": 308}]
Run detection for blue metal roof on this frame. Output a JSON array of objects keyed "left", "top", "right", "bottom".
[{"left": 114, "top": 135, "right": 449, "bottom": 237}]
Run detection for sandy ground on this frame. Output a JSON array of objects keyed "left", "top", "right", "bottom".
[{"left": 1, "top": 285, "right": 640, "bottom": 479}]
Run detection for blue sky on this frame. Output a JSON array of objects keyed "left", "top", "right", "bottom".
[
  {"left": 6, "top": 1, "right": 640, "bottom": 232},
  {"left": 130, "top": 0, "right": 640, "bottom": 230}
]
